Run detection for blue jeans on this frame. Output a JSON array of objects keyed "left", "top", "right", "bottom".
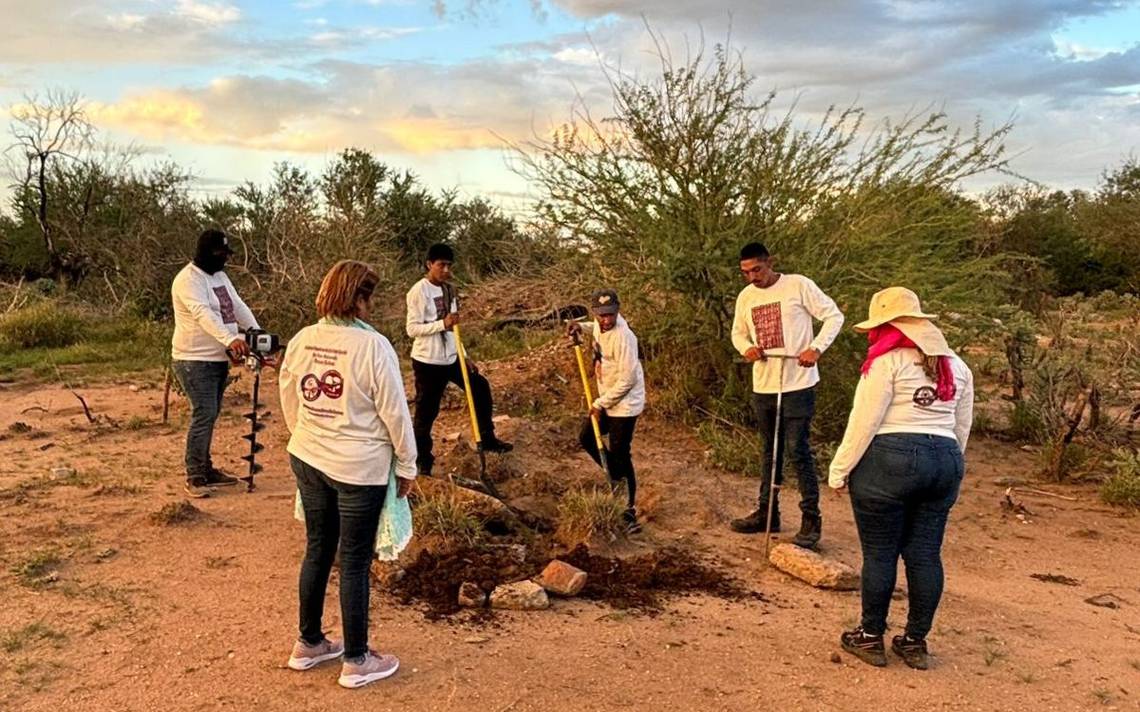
[
  {"left": 291, "top": 455, "right": 387, "bottom": 659},
  {"left": 172, "top": 360, "right": 230, "bottom": 478},
  {"left": 849, "top": 433, "right": 964, "bottom": 638},
  {"left": 752, "top": 386, "right": 820, "bottom": 518}
]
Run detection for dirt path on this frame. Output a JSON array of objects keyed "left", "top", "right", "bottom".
[{"left": 2, "top": 373, "right": 1138, "bottom": 711}]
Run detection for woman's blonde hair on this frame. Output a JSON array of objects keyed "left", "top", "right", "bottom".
[{"left": 315, "top": 260, "right": 379, "bottom": 318}]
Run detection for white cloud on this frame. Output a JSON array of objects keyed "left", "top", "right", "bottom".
[
  {"left": 105, "top": 13, "right": 147, "bottom": 31},
  {"left": 1052, "top": 37, "right": 1113, "bottom": 62},
  {"left": 552, "top": 47, "right": 598, "bottom": 66},
  {"left": 174, "top": 0, "right": 241, "bottom": 26}
]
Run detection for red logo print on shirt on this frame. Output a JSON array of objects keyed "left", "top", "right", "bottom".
[
  {"left": 300, "top": 370, "right": 344, "bottom": 401},
  {"left": 212, "top": 286, "right": 236, "bottom": 324},
  {"left": 750, "top": 302, "right": 785, "bottom": 350}
]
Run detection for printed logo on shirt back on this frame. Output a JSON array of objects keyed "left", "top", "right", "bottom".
[
  {"left": 301, "top": 369, "right": 344, "bottom": 402},
  {"left": 912, "top": 386, "right": 937, "bottom": 408},
  {"left": 750, "top": 302, "right": 785, "bottom": 350},
  {"left": 212, "top": 286, "right": 236, "bottom": 324}
]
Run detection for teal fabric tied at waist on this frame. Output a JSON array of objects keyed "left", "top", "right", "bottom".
[{"left": 291, "top": 317, "right": 413, "bottom": 562}]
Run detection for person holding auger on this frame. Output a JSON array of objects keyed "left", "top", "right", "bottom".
[
  {"left": 405, "top": 243, "right": 512, "bottom": 478},
  {"left": 566, "top": 289, "right": 645, "bottom": 532},
  {"left": 729, "top": 242, "right": 844, "bottom": 549}
]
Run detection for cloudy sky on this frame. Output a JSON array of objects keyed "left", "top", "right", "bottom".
[{"left": 1, "top": 0, "right": 1138, "bottom": 209}]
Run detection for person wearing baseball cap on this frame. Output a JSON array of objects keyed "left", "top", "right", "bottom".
[
  {"left": 830, "top": 287, "right": 975, "bottom": 670},
  {"left": 566, "top": 288, "right": 646, "bottom": 531},
  {"left": 170, "top": 228, "right": 264, "bottom": 497}
]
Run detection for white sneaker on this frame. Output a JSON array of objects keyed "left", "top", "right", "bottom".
[
  {"left": 287, "top": 637, "right": 344, "bottom": 671},
  {"left": 338, "top": 650, "right": 400, "bottom": 689}
]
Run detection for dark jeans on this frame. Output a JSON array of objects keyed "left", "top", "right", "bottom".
[
  {"left": 412, "top": 358, "right": 497, "bottom": 472},
  {"left": 172, "top": 359, "right": 230, "bottom": 478},
  {"left": 292, "top": 455, "right": 387, "bottom": 659},
  {"left": 752, "top": 386, "right": 820, "bottom": 518},
  {"left": 849, "top": 433, "right": 964, "bottom": 639},
  {"left": 578, "top": 413, "right": 638, "bottom": 509}
]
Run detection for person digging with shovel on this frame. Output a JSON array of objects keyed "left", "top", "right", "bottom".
[
  {"left": 566, "top": 289, "right": 645, "bottom": 532},
  {"left": 405, "top": 243, "right": 512, "bottom": 479},
  {"left": 729, "top": 241, "right": 844, "bottom": 549}
]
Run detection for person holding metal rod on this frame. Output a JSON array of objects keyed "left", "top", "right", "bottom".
[
  {"left": 405, "top": 243, "right": 512, "bottom": 479},
  {"left": 566, "top": 289, "right": 646, "bottom": 532},
  {"left": 279, "top": 260, "right": 417, "bottom": 689},
  {"left": 170, "top": 228, "right": 271, "bottom": 498},
  {"left": 729, "top": 242, "right": 844, "bottom": 549}
]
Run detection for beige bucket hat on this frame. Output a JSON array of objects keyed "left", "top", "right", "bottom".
[{"left": 853, "top": 287, "right": 952, "bottom": 357}]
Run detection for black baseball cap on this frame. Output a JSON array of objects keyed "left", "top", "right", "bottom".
[
  {"left": 197, "top": 228, "right": 235, "bottom": 256},
  {"left": 590, "top": 289, "right": 620, "bottom": 315}
]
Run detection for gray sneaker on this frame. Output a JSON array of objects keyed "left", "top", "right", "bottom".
[
  {"left": 338, "top": 650, "right": 399, "bottom": 688},
  {"left": 287, "top": 637, "right": 344, "bottom": 671}
]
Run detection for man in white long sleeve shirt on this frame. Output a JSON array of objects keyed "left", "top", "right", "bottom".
[
  {"left": 170, "top": 229, "right": 262, "bottom": 497},
  {"left": 405, "top": 243, "right": 512, "bottom": 476},
  {"left": 728, "top": 241, "right": 844, "bottom": 549},
  {"left": 567, "top": 289, "right": 645, "bottom": 531}
]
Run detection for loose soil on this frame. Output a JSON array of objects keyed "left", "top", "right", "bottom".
[{"left": 1, "top": 360, "right": 1139, "bottom": 711}]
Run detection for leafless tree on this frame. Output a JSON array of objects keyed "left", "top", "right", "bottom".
[{"left": 6, "top": 89, "right": 94, "bottom": 283}]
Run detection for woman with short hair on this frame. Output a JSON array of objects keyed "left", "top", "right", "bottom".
[
  {"left": 279, "top": 260, "right": 417, "bottom": 688},
  {"left": 830, "top": 287, "right": 974, "bottom": 670}
]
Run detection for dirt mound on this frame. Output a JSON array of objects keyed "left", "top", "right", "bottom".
[
  {"left": 561, "top": 545, "right": 763, "bottom": 612},
  {"left": 388, "top": 544, "right": 549, "bottom": 618},
  {"left": 386, "top": 541, "right": 761, "bottom": 618}
]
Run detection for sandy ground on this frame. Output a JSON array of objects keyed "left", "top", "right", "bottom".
[{"left": 1, "top": 367, "right": 1138, "bottom": 712}]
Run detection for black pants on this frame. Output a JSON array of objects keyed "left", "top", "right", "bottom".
[
  {"left": 291, "top": 455, "right": 387, "bottom": 659},
  {"left": 753, "top": 386, "right": 821, "bottom": 518},
  {"left": 578, "top": 413, "right": 638, "bottom": 509},
  {"left": 412, "top": 358, "right": 497, "bottom": 473}
]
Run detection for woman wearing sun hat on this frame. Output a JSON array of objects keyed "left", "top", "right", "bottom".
[{"left": 829, "top": 287, "right": 974, "bottom": 670}]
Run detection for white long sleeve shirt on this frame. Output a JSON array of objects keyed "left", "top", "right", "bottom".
[
  {"left": 405, "top": 278, "right": 459, "bottom": 365},
  {"left": 587, "top": 316, "right": 645, "bottom": 418},
  {"left": 279, "top": 322, "right": 417, "bottom": 486},
  {"left": 731, "top": 275, "right": 844, "bottom": 394},
  {"left": 170, "top": 263, "right": 259, "bottom": 361},
  {"left": 828, "top": 348, "right": 974, "bottom": 488}
]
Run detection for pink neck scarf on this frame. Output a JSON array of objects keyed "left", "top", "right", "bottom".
[{"left": 862, "top": 324, "right": 956, "bottom": 401}]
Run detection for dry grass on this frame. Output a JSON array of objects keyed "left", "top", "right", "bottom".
[
  {"left": 149, "top": 501, "right": 203, "bottom": 526},
  {"left": 412, "top": 488, "right": 485, "bottom": 547},
  {"left": 555, "top": 487, "right": 625, "bottom": 545}
]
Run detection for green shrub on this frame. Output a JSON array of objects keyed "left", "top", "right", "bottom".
[
  {"left": 697, "top": 421, "right": 766, "bottom": 478},
  {"left": 0, "top": 301, "right": 88, "bottom": 350},
  {"left": 1101, "top": 449, "right": 1140, "bottom": 507}
]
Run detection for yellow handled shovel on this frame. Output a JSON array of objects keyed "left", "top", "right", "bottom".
[
  {"left": 452, "top": 322, "right": 502, "bottom": 500},
  {"left": 571, "top": 328, "right": 611, "bottom": 479}
]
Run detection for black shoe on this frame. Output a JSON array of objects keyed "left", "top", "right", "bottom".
[
  {"left": 792, "top": 514, "right": 822, "bottom": 549},
  {"left": 482, "top": 438, "right": 513, "bottom": 454},
  {"left": 729, "top": 507, "right": 780, "bottom": 534},
  {"left": 622, "top": 507, "right": 642, "bottom": 534},
  {"left": 184, "top": 476, "right": 212, "bottom": 498},
  {"left": 840, "top": 628, "right": 887, "bottom": 667},
  {"left": 891, "top": 634, "right": 930, "bottom": 670},
  {"left": 203, "top": 468, "right": 238, "bottom": 487}
]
